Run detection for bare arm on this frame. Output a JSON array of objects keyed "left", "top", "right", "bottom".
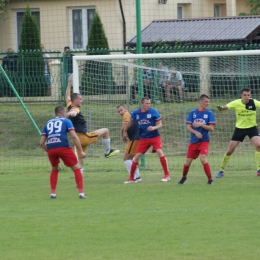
[
  {"left": 121, "top": 121, "right": 128, "bottom": 143},
  {"left": 40, "top": 136, "right": 47, "bottom": 152},
  {"left": 192, "top": 122, "right": 214, "bottom": 132},
  {"left": 65, "top": 75, "right": 73, "bottom": 103},
  {"left": 147, "top": 120, "right": 162, "bottom": 131},
  {"left": 69, "top": 130, "right": 86, "bottom": 158},
  {"left": 217, "top": 105, "right": 228, "bottom": 111}
]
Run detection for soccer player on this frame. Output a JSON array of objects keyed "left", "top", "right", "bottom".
[
  {"left": 124, "top": 97, "right": 170, "bottom": 183},
  {"left": 117, "top": 104, "right": 141, "bottom": 182},
  {"left": 216, "top": 87, "right": 260, "bottom": 178},
  {"left": 40, "top": 106, "right": 87, "bottom": 199},
  {"left": 66, "top": 76, "right": 119, "bottom": 173},
  {"left": 178, "top": 94, "right": 215, "bottom": 185}
]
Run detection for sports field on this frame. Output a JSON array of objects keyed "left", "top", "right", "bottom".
[{"left": 1, "top": 155, "right": 260, "bottom": 260}]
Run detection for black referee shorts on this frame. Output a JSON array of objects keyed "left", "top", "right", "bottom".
[{"left": 231, "top": 126, "right": 260, "bottom": 142}]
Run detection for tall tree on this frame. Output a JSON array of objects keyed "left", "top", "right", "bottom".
[
  {"left": 81, "top": 12, "right": 116, "bottom": 95},
  {"left": 0, "top": 0, "right": 9, "bottom": 21},
  {"left": 19, "top": 5, "right": 47, "bottom": 96},
  {"left": 239, "top": 0, "right": 260, "bottom": 16}
]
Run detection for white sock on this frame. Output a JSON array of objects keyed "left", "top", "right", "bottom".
[
  {"left": 79, "top": 193, "right": 85, "bottom": 196},
  {"left": 124, "top": 159, "right": 140, "bottom": 179},
  {"left": 102, "top": 138, "right": 111, "bottom": 154},
  {"left": 80, "top": 168, "right": 84, "bottom": 175}
]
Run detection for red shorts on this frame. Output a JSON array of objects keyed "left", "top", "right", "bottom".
[
  {"left": 186, "top": 142, "right": 209, "bottom": 159},
  {"left": 136, "top": 136, "right": 163, "bottom": 154},
  {"left": 47, "top": 147, "right": 78, "bottom": 167}
]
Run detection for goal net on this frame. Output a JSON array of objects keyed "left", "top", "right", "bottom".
[{"left": 72, "top": 50, "right": 260, "bottom": 174}]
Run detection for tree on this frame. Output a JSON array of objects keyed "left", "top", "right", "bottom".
[
  {"left": 81, "top": 12, "right": 116, "bottom": 95},
  {"left": 239, "top": 0, "right": 260, "bottom": 16},
  {"left": 18, "top": 6, "right": 47, "bottom": 97},
  {"left": 0, "top": 0, "right": 9, "bottom": 21}
]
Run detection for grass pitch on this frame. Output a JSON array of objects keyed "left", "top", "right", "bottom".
[{"left": 1, "top": 167, "right": 260, "bottom": 260}]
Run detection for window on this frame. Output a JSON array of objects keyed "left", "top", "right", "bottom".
[
  {"left": 70, "top": 7, "right": 95, "bottom": 49},
  {"left": 214, "top": 4, "right": 221, "bottom": 17},
  {"left": 16, "top": 10, "right": 40, "bottom": 49},
  {"left": 177, "top": 4, "right": 184, "bottom": 19}
]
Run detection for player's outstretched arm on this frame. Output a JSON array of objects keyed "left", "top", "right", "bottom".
[
  {"left": 65, "top": 75, "right": 73, "bottom": 103},
  {"left": 217, "top": 105, "right": 228, "bottom": 111}
]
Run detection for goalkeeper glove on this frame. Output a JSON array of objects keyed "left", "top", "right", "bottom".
[{"left": 217, "top": 105, "right": 225, "bottom": 111}]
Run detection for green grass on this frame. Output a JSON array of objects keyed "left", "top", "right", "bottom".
[{"left": 1, "top": 168, "right": 260, "bottom": 260}]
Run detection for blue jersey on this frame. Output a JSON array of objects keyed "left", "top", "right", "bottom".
[
  {"left": 131, "top": 108, "right": 161, "bottom": 139},
  {"left": 41, "top": 117, "right": 75, "bottom": 150},
  {"left": 187, "top": 108, "right": 215, "bottom": 143}
]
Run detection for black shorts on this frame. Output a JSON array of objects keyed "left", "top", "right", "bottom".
[{"left": 231, "top": 127, "right": 259, "bottom": 142}]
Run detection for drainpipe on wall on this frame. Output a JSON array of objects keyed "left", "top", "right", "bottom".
[{"left": 118, "top": 0, "right": 126, "bottom": 54}]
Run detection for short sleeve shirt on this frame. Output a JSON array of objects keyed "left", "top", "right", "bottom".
[
  {"left": 131, "top": 108, "right": 161, "bottom": 139},
  {"left": 187, "top": 108, "right": 215, "bottom": 143},
  {"left": 41, "top": 117, "right": 74, "bottom": 150},
  {"left": 123, "top": 111, "right": 139, "bottom": 141},
  {"left": 227, "top": 99, "right": 260, "bottom": 129}
]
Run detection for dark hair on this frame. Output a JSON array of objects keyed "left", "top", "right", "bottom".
[
  {"left": 55, "top": 106, "right": 65, "bottom": 115},
  {"left": 71, "top": 93, "right": 81, "bottom": 102},
  {"left": 199, "top": 94, "right": 210, "bottom": 100},
  {"left": 241, "top": 87, "right": 251, "bottom": 94},
  {"left": 141, "top": 97, "right": 150, "bottom": 103}
]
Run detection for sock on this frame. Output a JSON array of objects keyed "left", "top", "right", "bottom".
[
  {"left": 102, "top": 138, "right": 111, "bottom": 154},
  {"left": 129, "top": 161, "right": 138, "bottom": 179},
  {"left": 220, "top": 154, "right": 230, "bottom": 171},
  {"left": 182, "top": 165, "right": 189, "bottom": 178},
  {"left": 255, "top": 151, "right": 260, "bottom": 171},
  {"left": 203, "top": 163, "right": 212, "bottom": 181},
  {"left": 80, "top": 168, "right": 84, "bottom": 175},
  {"left": 50, "top": 170, "right": 59, "bottom": 194},
  {"left": 160, "top": 156, "right": 170, "bottom": 176},
  {"left": 74, "top": 168, "right": 84, "bottom": 194},
  {"left": 124, "top": 160, "right": 140, "bottom": 179}
]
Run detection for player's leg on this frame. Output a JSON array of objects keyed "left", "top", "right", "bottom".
[
  {"left": 178, "top": 143, "right": 197, "bottom": 184},
  {"left": 199, "top": 154, "right": 213, "bottom": 185},
  {"left": 250, "top": 134, "right": 260, "bottom": 176},
  {"left": 124, "top": 140, "right": 141, "bottom": 181},
  {"left": 47, "top": 149, "right": 60, "bottom": 199},
  {"left": 95, "top": 128, "right": 120, "bottom": 158},
  {"left": 216, "top": 131, "right": 241, "bottom": 178},
  {"left": 60, "top": 147, "right": 87, "bottom": 199}
]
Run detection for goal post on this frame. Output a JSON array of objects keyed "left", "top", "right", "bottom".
[{"left": 71, "top": 50, "right": 260, "bottom": 173}]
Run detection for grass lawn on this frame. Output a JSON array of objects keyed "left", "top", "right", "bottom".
[{"left": 1, "top": 167, "right": 260, "bottom": 260}]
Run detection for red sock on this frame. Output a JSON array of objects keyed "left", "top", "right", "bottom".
[
  {"left": 183, "top": 165, "right": 189, "bottom": 178},
  {"left": 203, "top": 163, "right": 212, "bottom": 181},
  {"left": 74, "top": 168, "right": 84, "bottom": 193},
  {"left": 130, "top": 161, "right": 138, "bottom": 179},
  {"left": 50, "top": 170, "right": 59, "bottom": 194},
  {"left": 160, "top": 156, "right": 169, "bottom": 176}
]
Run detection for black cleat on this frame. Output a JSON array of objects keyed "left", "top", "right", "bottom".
[
  {"left": 178, "top": 178, "right": 187, "bottom": 184},
  {"left": 208, "top": 180, "right": 214, "bottom": 185},
  {"left": 50, "top": 194, "right": 57, "bottom": 199}
]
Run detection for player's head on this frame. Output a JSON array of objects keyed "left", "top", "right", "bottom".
[
  {"left": 71, "top": 93, "right": 83, "bottom": 106},
  {"left": 116, "top": 104, "right": 127, "bottom": 117},
  {"left": 199, "top": 94, "right": 210, "bottom": 109},
  {"left": 241, "top": 87, "right": 251, "bottom": 102},
  {"left": 141, "top": 97, "right": 151, "bottom": 111},
  {"left": 55, "top": 106, "right": 66, "bottom": 117}
]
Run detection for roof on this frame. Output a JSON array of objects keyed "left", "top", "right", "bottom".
[{"left": 126, "top": 16, "right": 260, "bottom": 47}]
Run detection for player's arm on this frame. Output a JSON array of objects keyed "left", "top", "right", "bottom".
[
  {"left": 192, "top": 122, "right": 214, "bottom": 132},
  {"left": 121, "top": 121, "right": 128, "bottom": 143},
  {"left": 65, "top": 75, "right": 73, "bottom": 103},
  {"left": 187, "top": 124, "right": 202, "bottom": 139},
  {"left": 123, "top": 120, "right": 133, "bottom": 137},
  {"left": 217, "top": 105, "right": 228, "bottom": 111},
  {"left": 147, "top": 119, "right": 162, "bottom": 131},
  {"left": 40, "top": 135, "right": 47, "bottom": 152},
  {"left": 69, "top": 130, "right": 86, "bottom": 158}
]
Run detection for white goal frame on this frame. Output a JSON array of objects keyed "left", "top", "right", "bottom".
[{"left": 72, "top": 50, "right": 260, "bottom": 93}]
